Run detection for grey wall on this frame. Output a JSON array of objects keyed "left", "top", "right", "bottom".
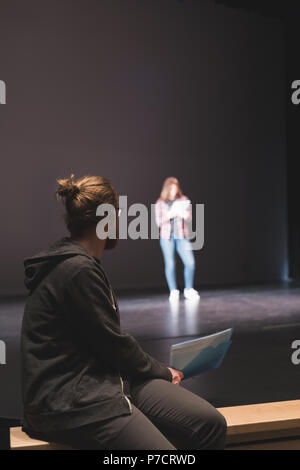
[{"left": 0, "top": 0, "right": 287, "bottom": 294}]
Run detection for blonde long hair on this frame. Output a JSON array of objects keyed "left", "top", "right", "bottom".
[{"left": 160, "top": 177, "right": 183, "bottom": 201}]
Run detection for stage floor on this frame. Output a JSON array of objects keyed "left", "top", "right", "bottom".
[{"left": 1, "top": 282, "right": 300, "bottom": 422}]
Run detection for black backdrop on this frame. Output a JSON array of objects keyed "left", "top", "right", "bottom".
[
  {"left": 0, "top": 0, "right": 287, "bottom": 293},
  {"left": 286, "top": 11, "right": 300, "bottom": 281}
]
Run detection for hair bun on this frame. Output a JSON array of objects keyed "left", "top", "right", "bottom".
[{"left": 56, "top": 174, "right": 80, "bottom": 200}]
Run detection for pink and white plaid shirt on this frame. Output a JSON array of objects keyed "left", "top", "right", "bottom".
[{"left": 155, "top": 195, "right": 191, "bottom": 240}]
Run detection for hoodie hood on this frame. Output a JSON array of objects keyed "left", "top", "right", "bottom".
[{"left": 24, "top": 237, "right": 95, "bottom": 292}]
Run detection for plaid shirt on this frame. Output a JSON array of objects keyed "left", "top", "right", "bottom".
[{"left": 155, "top": 195, "right": 191, "bottom": 239}]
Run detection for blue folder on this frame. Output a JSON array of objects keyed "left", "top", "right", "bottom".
[{"left": 170, "top": 328, "right": 233, "bottom": 379}]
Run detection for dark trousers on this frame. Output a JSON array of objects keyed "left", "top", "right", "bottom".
[{"left": 49, "top": 379, "right": 227, "bottom": 450}]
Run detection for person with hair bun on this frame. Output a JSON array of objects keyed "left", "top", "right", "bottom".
[{"left": 21, "top": 174, "right": 226, "bottom": 450}]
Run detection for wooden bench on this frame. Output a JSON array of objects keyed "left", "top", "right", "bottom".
[
  {"left": 10, "top": 428, "right": 72, "bottom": 450},
  {"left": 9, "top": 399, "right": 300, "bottom": 450},
  {"left": 220, "top": 399, "right": 300, "bottom": 450}
]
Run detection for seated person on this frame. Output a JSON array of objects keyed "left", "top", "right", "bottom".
[{"left": 21, "top": 174, "right": 226, "bottom": 450}]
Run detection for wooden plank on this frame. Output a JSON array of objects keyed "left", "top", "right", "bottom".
[
  {"left": 10, "top": 427, "right": 72, "bottom": 450},
  {"left": 219, "top": 400, "right": 300, "bottom": 444},
  {"left": 10, "top": 400, "right": 300, "bottom": 450},
  {"left": 219, "top": 400, "right": 300, "bottom": 430}
]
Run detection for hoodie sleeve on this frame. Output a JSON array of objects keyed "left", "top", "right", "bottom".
[{"left": 64, "top": 266, "right": 173, "bottom": 383}]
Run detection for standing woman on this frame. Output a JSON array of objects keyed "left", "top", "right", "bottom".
[{"left": 155, "top": 177, "right": 200, "bottom": 301}]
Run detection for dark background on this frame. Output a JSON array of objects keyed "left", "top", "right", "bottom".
[{"left": 0, "top": 0, "right": 287, "bottom": 294}]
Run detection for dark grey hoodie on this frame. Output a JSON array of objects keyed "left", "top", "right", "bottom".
[{"left": 21, "top": 237, "right": 172, "bottom": 438}]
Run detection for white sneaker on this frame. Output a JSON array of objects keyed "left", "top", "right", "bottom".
[
  {"left": 184, "top": 288, "right": 200, "bottom": 300},
  {"left": 169, "top": 289, "right": 180, "bottom": 301}
]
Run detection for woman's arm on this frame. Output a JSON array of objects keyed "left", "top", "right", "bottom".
[
  {"left": 64, "top": 266, "right": 173, "bottom": 383},
  {"left": 155, "top": 199, "right": 162, "bottom": 227}
]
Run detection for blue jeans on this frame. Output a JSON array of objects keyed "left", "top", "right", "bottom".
[{"left": 160, "top": 233, "right": 195, "bottom": 291}]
